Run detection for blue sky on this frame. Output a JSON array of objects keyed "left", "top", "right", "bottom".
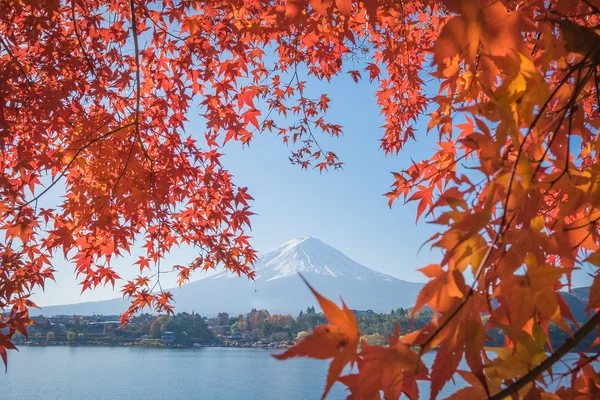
[
  {"left": 34, "top": 70, "right": 448, "bottom": 306},
  {"left": 215, "top": 73, "right": 443, "bottom": 279},
  {"left": 31, "top": 64, "right": 593, "bottom": 307}
]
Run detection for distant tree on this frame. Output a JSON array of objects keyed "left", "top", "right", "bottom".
[
  {"left": 242, "top": 329, "right": 260, "bottom": 343},
  {"left": 46, "top": 332, "right": 55, "bottom": 341},
  {"left": 34, "top": 332, "right": 42, "bottom": 341},
  {"left": 161, "top": 318, "right": 181, "bottom": 335},
  {"left": 269, "top": 332, "right": 289, "bottom": 342},
  {"left": 231, "top": 315, "right": 248, "bottom": 332},
  {"left": 296, "top": 331, "right": 308, "bottom": 341},
  {"left": 261, "top": 314, "right": 294, "bottom": 337},
  {"left": 77, "top": 333, "right": 84, "bottom": 340},
  {"left": 295, "top": 311, "right": 326, "bottom": 332},
  {"left": 216, "top": 312, "right": 229, "bottom": 326},
  {"left": 167, "top": 312, "right": 214, "bottom": 343},
  {"left": 128, "top": 313, "right": 155, "bottom": 333},
  {"left": 265, "top": 314, "right": 292, "bottom": 328},
  {"left": 247, "top": 309, "right": 270, "bottom": 331},
  {"left": 150, "top": 316, "right": 168, "bottom": 338},
  {"left": 11, "top": 332, "right": 25, "bottom": 343},
  {"left": 360, "top": 334, "right": 386, "bottom": 346},
  {"left": 66, "top": 331, "right": 76, "bottom": 341}
]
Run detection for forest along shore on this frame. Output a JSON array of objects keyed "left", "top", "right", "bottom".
[{"left": 11, "top": 301, "right": 597, "bottom": 352}]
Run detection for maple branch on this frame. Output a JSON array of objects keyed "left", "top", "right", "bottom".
[
  {"left": 19, "top": 123, "right": 135, "bottom": 209},
  {"left": 129, "top": 0, "right": 151, "bottom": 164},
  {"left": 594, "top": 68, "right": 600, "bottom": 112},
  {"left": 524, "top": 45, "right": 598, "bottom": 182},
  {"left": 111, "top": 138, "right": 137, "bottom": 196},
  {"left": 488, "top": 311, "right": 600, "bottom": 400},
  {"left": 532, "top": 56, "right": 596, "bottom": 189},
  {"left": 406, "top": 150, "right": 474, "bottom": 199},
  {"left": 290, "top": 36, "right": 323, "bottom": 155},
  {"left": 581, "top": 0, "right": 600, "bottom": 14},
  {"left": 0, "top": 36, "right": 34, "bottom": 88},
  {"left": 288, "top": 35, "right": 340, "bottom": 169},
  {"left": 248, "top": 68, "right": 297, "bottom": 137},
  {"left": 418, "top": 221, "right": 504, "bottom": 352},
  {"left": 293, "top": 67, "right": 325, "bottom": 155},
  {"left": 560, "top": 351, "right": 600, "bottom": 377},
  {"left": 70, "top": 0, "right": 98, "bottom": 80}
]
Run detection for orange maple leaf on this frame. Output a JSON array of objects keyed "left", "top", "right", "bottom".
[
  {"left": 273, "top": 274, "right": 359, "bottom": 399},
  {"left": 340, "top": 323, "right": 427, "bottom": 399}
]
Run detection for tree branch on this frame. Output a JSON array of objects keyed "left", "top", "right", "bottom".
[
  {"left": 0, "top": 36, "right": 34, "bottom": 88},
  {"left": 489, "top": 311, "right": 600, "bottom": 400},
  {"left": 129, "top": 0, "right": 151, "bottom": 163},
  {"left": 71, "top": 0, "right": 97, "bottom": 80},
  {"left": 20, "top": 123, "right": 135, "bottom": 208}
]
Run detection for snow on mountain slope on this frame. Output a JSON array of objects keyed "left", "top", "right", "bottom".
[
  {"left": 211, "top": 237, "right": 395, "bottom": 282},
  {"left": 33, "top": 237, "right": 424, "bottom": 316}
]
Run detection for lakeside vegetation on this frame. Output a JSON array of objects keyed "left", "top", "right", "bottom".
[{"left": 13, "top": 305, "right": 595, "bottom": 352}]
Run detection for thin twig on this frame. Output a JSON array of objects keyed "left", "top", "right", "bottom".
[{"left": 71, "top": 0, "right": 98, "bottom": 79}]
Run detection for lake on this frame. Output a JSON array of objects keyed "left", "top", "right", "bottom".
[
  {"left": 0, "top": 346, "right": 439, "bottom": 399},
  {"left": 0, "top": 346, "right": 582, "bottom": 399}
]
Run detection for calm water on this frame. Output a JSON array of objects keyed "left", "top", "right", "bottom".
[{"left": 0, "top": 346, "right": 582, "bottom": 399}]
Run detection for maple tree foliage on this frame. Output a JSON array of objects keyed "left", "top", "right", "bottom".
[{"left": 2, "top": 0, "right": 600, "bottom": 398}]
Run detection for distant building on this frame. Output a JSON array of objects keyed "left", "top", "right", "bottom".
[
  {"left": 46, "top": 315, "right": 71, "bottom": 325},
  {"left": 100, "top": 321, "right": 122, "bottom": 333},
  {"left": 161, "top": 332, "right": 176, "bottom": 344},
  {"left": 351, "top": 309, "right": 376, "bottom": 316}
]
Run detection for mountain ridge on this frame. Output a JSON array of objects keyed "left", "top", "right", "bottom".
[{"left": 32, "top": 237, "right": 424, "bottom": 316}]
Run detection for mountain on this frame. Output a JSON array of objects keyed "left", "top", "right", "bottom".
[
  {"left": 559, "top": 287, "right": 592, "bottom": 322},
  {"left": 32, "top": 237, "right": 424, "bottom": 316},
  {"left": 569, "top": 286, "right": 591, "bottom": 303}
]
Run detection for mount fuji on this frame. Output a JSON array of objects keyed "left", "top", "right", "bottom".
[{"left": 33, "top": 237, "right": 424, "bottom": 316}]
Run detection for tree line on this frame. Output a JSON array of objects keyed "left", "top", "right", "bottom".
[{"left": 19, "top": 306, "right": 595, "bottom": 351}]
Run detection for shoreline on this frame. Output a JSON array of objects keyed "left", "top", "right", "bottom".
[
  {"left": 15, "top": 341, "right": 291, "bottom": 350},
  {"left": 14, "top": 342, "right": 591, "bottom": 355}
]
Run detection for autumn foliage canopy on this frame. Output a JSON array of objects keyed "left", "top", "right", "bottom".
[{"left": 2, "top": 0, "right": 600, "bottom": 398}]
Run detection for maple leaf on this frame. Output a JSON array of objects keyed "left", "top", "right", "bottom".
[
  {"left": 134, "top": 256, "right": 151, "bottom": 273},
  {"left": 273, "top": 274, "right": 359, "bottom": 399},
  {"left": 0, "top": 333, "right": 17, "bottom": 371},
  {"left": 430, "top": 343, "right": 462, "bottom": 399},
  {"left": 285, "top": 0, "right": 306, "bottom": 19},
  {"left": 340, "top": 323, "right": 426, "bottom": 399},
  {"left": 310, "top": 0, "right": 333, "bottom": 16},
  {"left": 48, "top": 223, "right": 77, "bottom": 257},
  {"left": 335, "top": 0, "right": 352, "bottom": 17}
]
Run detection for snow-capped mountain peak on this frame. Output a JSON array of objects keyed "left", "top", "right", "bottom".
[
  {"left": 254, "top": 237, "right": 394, "bottom": 282},
  {"left": 32, "top": 237, "right": 424, "bottom": 316}
]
